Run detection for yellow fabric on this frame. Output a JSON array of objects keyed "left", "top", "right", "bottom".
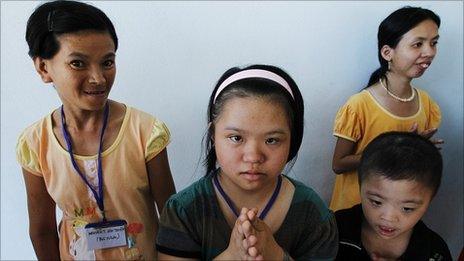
[
  {"left": 16, "top": 130, "right": 41, "bottom": 175},
  {"left": 16, "top": 106, "right": 170, "bottom": 260},
  {"left": 330, "top": 89, "right": 441, "bottom": 211},
  {"left": 146, "top": 119, "right": 171, "bottom": 162}
]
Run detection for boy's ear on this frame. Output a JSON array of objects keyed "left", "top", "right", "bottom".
[
  {"left": 33, "top": 57, "right": 53, "bottom": 83},
  {"left": 380, "top": 45, "right": 393, "bottom": 62}
]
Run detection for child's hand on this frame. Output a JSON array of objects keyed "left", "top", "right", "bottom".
[
  {"left": 219, "top": 208, "right": 256, "bottom": 260},
  {"left": 240, "top": 208, "right": 263, "bottom": 260},
  {"left": 242, "top": 209, "right": 285, "bottom": 261},
  {"left": 409, "top": 123, "right": 444, "bottom": 149}
]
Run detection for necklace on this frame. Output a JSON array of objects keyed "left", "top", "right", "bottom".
[
  {"left": 379, "top": 78, "right": 415, "bottom": 102},
  {"left": 213, "top": 173, "right": 282, "bottom": 220}
]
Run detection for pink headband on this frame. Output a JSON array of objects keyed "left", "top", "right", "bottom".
[{"left": 213, "top": 69, "right": 294, "bottom": 103}]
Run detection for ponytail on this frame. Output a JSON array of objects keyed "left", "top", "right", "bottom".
[
  {"left": 366, "top": 67, "right": 386, "bottom": 88},
  {"left": 365, "top": 54, "right": 389, "bottom": 89}
]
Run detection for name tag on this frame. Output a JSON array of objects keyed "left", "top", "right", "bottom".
[{"left": 85, "top": 220, "right": 127, "bottom": 251}]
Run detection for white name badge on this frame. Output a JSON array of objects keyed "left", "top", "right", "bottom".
[{"left": 85, "top": 220, "right": 127, "bottom": 251}]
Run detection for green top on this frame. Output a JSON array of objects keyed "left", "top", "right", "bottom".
[{"left": 156, "top": 172, "right": 338, "bottom": 260}]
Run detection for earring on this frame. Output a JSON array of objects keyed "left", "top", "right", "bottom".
[{"left": 388, "top": 60, "right": 391, "bottom": 71}]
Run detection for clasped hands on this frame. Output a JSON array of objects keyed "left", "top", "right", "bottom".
[{"left": 222, "top": 207, "right": 286, "bottom": 261}]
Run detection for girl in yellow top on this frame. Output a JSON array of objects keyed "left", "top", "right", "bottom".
[
  {"left": 330, "top": 6, "right": 443, "bottom": 212},
  {"left": 16, "top": 1, "right": 175, "bottom": 259}
]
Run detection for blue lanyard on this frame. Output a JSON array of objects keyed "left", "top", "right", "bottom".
[
  {"left": 61, "top": 103, "right": 109, "bottom": 221},
  {"left": 213, "top": 172, "right": 282, "bottom": 220}
]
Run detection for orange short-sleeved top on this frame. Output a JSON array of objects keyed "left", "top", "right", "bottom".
[
  {"left": 16, "top": 106, "right": 170, "bottom": 260},
  {"left": 330, "top": 89, "right": 441, "bottom": 211}
]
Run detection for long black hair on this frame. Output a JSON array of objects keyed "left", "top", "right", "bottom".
[
  {"left": 366, "top": 6, "right": 440, "bottom": 88},
  {"left": 204, "top": 64, "right": 305, "bottom": 174}
]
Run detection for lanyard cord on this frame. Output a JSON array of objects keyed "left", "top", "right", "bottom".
[
  {"left": 61, "top": 103, "right": 109, "bottom": 221},
  {"left": 213, "top": 172, "right": 282, "bottom": 220}
]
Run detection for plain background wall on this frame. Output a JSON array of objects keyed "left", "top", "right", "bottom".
[{"left": 1, "top": 1, "right": 462, "bottom": 259}]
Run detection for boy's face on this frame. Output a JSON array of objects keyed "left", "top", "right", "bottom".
[{"left": 360, "top": 175, "right": 434, "bottom": 240}]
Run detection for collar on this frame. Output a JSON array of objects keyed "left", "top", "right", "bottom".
[{"left": 336, "top": 204, "right": 434, "bottom": 259}]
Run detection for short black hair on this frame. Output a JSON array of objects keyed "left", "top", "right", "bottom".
[
  {"left": 359, "top": 131, "right": 443, "bottom": 197},
  {"left": 26, "top": 0, "right": 118, "bottom": 59},
  {"left": 204, "top": 64, "right": 304, "bottom": 174}
]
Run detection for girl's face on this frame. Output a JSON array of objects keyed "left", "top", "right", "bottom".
[
  {"left": 361, "top": 175, "right": 433, "bottom": 240},
  {"left": 35, "top": 31, "right": 116, "bottom": 111},
  {"left": 214, "top": 97, "right": 291, "bottom": 192},
  {"left": 387, "top": 19, "right": 439, "bottom": 79}
]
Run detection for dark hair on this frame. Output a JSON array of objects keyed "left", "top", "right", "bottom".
[
  {"left": 26, "top": 0, "right": 118, "bottom": 59},
  {"left": 359, "top": 131, "right": 442, "bottom": 197},
  {"left": 204, "top": 64, "right": 304, "bottom": 174},
  {"left": 366, "top": 6, "right": 440, "bottom": 87}
]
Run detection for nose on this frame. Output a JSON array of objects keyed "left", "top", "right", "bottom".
[
  {"left": 380, "top": 205, "right": 399, "bottom": 223},
  {"left": 88, "top": 66, "right": 106, "bottom": 85},
  {"left": 422, "top": 43, "right": 436, "bottom": 58},
  {"left": 242, "top": 141, "right": 264, "bottom": 164}
]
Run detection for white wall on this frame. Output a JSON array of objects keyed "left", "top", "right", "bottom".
[{"left": 1, "top": 1, "right": 462, "bottom": 259}]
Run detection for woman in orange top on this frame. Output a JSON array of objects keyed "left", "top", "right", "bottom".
[
  {"left": 330, "top": 6, "right": 444, "bottom": 211},
  {"left": 17, "top": 1, "right": 175, "bottom": 259}
]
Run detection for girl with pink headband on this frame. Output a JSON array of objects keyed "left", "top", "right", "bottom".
[{"left": 156, "top": 64, "right": 338, "bottom": 260}]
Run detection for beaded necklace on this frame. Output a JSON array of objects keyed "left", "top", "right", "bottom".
[{"left": 379, "top": 78, "right": 415, "bottom": 102}]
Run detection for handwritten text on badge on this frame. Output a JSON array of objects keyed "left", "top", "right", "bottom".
[{"left": 85, "top": 225, "right": 127, "bottom": 250}]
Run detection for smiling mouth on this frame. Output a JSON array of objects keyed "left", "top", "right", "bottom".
[
  {"left": 378, "top": 225, "right": 396, "bottom": 236},
  {"left": 84, "top": 90, "right": 106, "bottom": 95},
  {"left": 418, "top": 62, "right": 431, "bottom": 69}
]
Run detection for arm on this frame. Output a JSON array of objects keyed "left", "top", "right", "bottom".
[
  {"left": 147, "top": 148, "right": 176, "bottom": 214},
  {"left": 22, "top": 168, "right": 60, "bottom": 260},
  {"left": 332, "top": 137, "right": 361, "bottom": 174},
  {"left": 292, "top": 210, "right": 338, "bottom": 260}
]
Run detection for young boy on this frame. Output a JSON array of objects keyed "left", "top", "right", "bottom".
[{"left": 335, "top": 131, "right": 452, "bottom": 260}]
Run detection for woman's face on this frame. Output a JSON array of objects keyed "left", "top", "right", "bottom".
[
  {"left": 35, "top": 31, "right": 116, "bottom": 112},
  {"left": 213, "top": 96, "right": 291, "bottom": 193},
  {"left": 387, "top": 19, "right": 439, "bottom": 79}
]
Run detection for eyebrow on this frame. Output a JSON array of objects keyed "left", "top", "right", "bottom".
[
  {"left": 413, "top": 35, "right": 440, "bottom": 41},
  {"left": 68, "top": 52, "right": 115, "bottom": 59},
  {"left": 366, "top": 191, "right": 423, "bottom": 204},
  {"left": 366, "top": 191, "right": 385, "bottom": 199},
  {"left": 224, "top": 127, "right": 288, "bottom": 135},
  {"left": 401, "top": 199, "right": 423, "bottom": 205}
]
